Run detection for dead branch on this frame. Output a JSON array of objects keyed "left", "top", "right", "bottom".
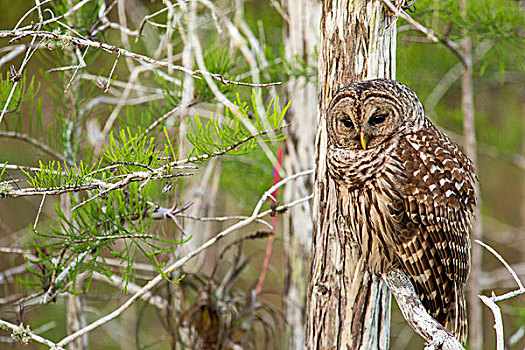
[
  {"left": 477, "top": 240, "right": 525, "bottom": 349},
  {"left": 479, "top": 295, "right": 504, "bottom": 350},
  {"left": 0, "top": 30, "right": 281, "bottom": 89},
  {"left": 385, "top": 268, "right": 464, "bottom": 350},
  {"left": 0, "top": 318, "right": 65, "bottom": 350}
]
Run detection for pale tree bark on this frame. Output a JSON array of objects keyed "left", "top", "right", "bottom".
[
  {"left": 460, "top": 1, "right": 483, "bottom": 349},
  {"left": 386, "top": 269, "right": 463, "bottom": 350},
  {"left": 306, "top": 1, "right": 398, "bottom": 349},
  {"left": 282, "top": 1, "right": 320, "bottom": 349},
  {"left": 63, "top": 0, "right": 88, "bottom": 342}
]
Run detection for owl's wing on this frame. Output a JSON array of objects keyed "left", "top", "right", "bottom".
[{"left": 390, "top": 122, "right": 476, "bottom": 340}]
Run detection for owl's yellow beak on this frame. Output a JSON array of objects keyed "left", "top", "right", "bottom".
[{"left": 360, "top": 131, "right": 368, "bottom": 150}]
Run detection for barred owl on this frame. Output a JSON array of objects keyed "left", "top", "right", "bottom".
[{"left": 326, "top": 79, "right": 477, "bottom": 343}]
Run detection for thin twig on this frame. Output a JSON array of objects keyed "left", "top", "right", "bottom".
[
  {"left": 14, "top": 0, "right": 91, "bottom": 32},
  {"left": 69, "top": 171, "right": 189, "bottom": 211},
  {"left": 12, "top": 0, "right": 53, "bottom": 31},
  {"left": 2, "top": 168, "right": 193, "bottom": 199},
  {"left": 33, "top": 193, "right": 46, "bottom": 233},
  {"left": 0, "top": 247, "right": 33, "bottom": 254},
  {"left": 478, "top": 295, "right": 504, "bottom": 350},
  {"left": 0, "top": 36, "right": 44, "bottom": 124},
  {"left": 491, "top": 288, "right": 525, "bottom": 303},
  {"left": 381, "top": 0, "right": 466, "bottom": 66},
  {"left": 63, "top": 46, "right": 88, "bottom": 93},
  {"left": 0, "top": 318, "right": 65, "bottom": 350},
  {"left": 66, "top": 233, "right": 160, "bottom": 244},
  {"left": 476, "top": 240, "right": 524, "bottom": 290},
  {"left": 144, "top": 100, "right": 197, "bottom": 136},
  {"left": 104, "top": 50, "right": 120, "bottom": 93},
  {"left": 175, "top": 213, "right": 271, "bottom": 228},
  {"left": 0, "top": 30, "right": 281, "bottom": 88},
  {"left": 137, "top": 1, "right": 189, "bottom": 39},
  {"left": 91, "top": 272, "right": 168, "bottom": 310}
]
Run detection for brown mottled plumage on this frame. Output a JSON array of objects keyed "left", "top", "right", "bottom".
[{"left": 326, "top": 79, "right": 476, "bottom": 343}]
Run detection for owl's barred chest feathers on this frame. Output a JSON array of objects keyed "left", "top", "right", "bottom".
[
  {"left": 328, "top": 137, "right": 407, "bottom": 273},
  {"left": 327, "top": 134, "right": 403, "bottom": 189},
  {"left": 326, "top": 79, "right": 477, "bottom": 343}
]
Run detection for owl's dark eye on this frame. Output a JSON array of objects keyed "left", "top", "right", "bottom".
[
  {"left": 369, "top": 113, "right": 387, "bottom": 126},
  {"left": 341, "top": 118, "right": 354, "bottom": 128}
]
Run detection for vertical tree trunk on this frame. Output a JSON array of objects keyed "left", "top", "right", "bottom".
[
  {"left": 63, "top": 195, "right": 88, "bottom": 350},
  {"left": 306, "top": 1, "right": 398, "bottom": 349},
  {"left": 460, "top": 1, "right": 483, "bottom": 349},
  {"left": 282, "top": 1, "right": 320, "bottom": 349},
  {"left": 63, "top": 0, "right": 88, "bottom": 341}
]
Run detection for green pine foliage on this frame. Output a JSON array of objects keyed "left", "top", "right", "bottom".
[
  {"left": 414, "top": 0, "right": 525, "bottom": 42},
  {"left": 104, "top": 129, "right": 162, "bottom": 170},
  {"left": 196, "top": 48, "right": 240, "bottom": 99},
  {"left": 19, "top": 85, "right": 289, "bottom": 291},
  {"left": 186, "top": 91, "right": 288, "bottom": 160},
  {"left": 21, "top": 160, "right": 98, "bottom": 189}
]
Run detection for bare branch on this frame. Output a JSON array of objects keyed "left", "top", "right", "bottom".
[
  {"left": 476, "top": 239, "right": 524, "bottom": 290},
  {"left": 381, "top": 0, "right": 466, "bottom": 66},
  {"left": 0, "top": 30, "right": 281, "bottom": 88},
  {"left": 0, "top": 44, "right": 28, "bottom": 69},
  {"left": 33, "top": 193, "right": 45, "bottom": 233},
  {"left": 0, "top": 36, "right": 44, "bottom": 124},
  {"left": 13, "top": 0, "right": 91, "bottom": 32},
  {"left": 385, "top": 268, "right": 464, "bottom": 350},
  {"left": 144, "top": 100, "right": 198, "bottom": 136},
  {"left": 1, "top": 165, "right": 194, "bottom": 199},
  {"left": 91, "top": 272, "right": 168, "bottom": 310},
  {"left": 477, "top": 240, "right": 525, "bottom": 349},
  {"left": 104, "top": 50, "right": 120, "bottom": 93},
  {"left": 0, "top": 318, "right": 65, "bottom": 350},
  {"left": 137, "top": 2, "right": 182, "bottom": 39},
  {"left": 478, "top": 295, "right": 504, "bottom": 350}
]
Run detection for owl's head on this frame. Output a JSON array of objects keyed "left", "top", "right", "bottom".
[{"left": 327, "top": 79, "right": 424, "bottom": 151}]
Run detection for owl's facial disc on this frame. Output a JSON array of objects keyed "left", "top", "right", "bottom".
[{"left": 328, "top": 95, "right": 403, "bottom": 150}]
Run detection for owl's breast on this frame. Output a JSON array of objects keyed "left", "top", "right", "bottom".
[
  {"left": 335, "top": 158, "right": 406, "bottom": 275},
  {"left": 338, "top": 179, "right": 402, "bottom": 274},
  {"left": 327, "top": 141, "right": 401, "bottom": 190}
]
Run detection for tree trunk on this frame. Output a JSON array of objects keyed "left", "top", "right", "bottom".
[
  {"left": 306, "top": 1, "right": 398, "bottom": 348},
  {"left": 460, "top": 1, "right": 483, "bottom": 349},
  {"left": 282, "top": 1, "right": 320, "bottom": 349}
]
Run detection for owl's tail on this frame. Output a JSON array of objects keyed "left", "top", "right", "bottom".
[{"left": 444, "top": 286, "right": 468, "bottom": 344}]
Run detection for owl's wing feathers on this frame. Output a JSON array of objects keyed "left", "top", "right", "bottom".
[{"left": 390, "top": 122, "right": 476, "bottom": 339}]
